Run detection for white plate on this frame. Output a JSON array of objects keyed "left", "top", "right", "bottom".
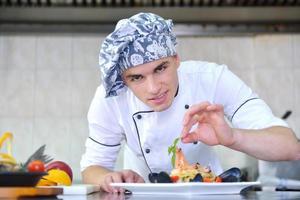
[{"left": 110, "top": 182, "right": 261, "bottom": 195}]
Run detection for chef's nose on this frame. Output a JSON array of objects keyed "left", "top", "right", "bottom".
[{"left": 146, "top": 76, "right": 160, "bottom": 94}]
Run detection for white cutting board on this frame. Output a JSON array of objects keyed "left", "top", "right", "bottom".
[{"left": 39, "top": 184, "right": 100, "bottom": 195}]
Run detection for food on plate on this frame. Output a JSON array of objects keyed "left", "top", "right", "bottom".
[
  {"left": 170, "top": 147, "right": 220, "bottom": 183},
  {"left": 218, "top": 167, "right": 242, "bottom": 182},
  {"left": 148, "top": 137, "right": 242, "bottom": 183},
  {"left": 168, "top": 137, "right": 180, "bottom": 168},
  {"left": 148, "top": 171, "right": 172, "bottom": 183},
  {"left": 167, "top": 137, "right": 220, "bottom": 183}
]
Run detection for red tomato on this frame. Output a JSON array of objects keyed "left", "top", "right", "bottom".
[
  {"left": 203, "top": 177, "right": 213, "bottom": 182},
  {"left": 27, "top": 160, "right": 45, "bottom": 172},
  {"left": 170, "top": 175, "right": 179, "bottom": 183},
  {"left": 215, "top": 176, "right": 222, "bottom": 183}
]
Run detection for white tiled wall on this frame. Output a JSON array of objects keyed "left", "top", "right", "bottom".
[
  {"left": 37, "top": 36, "right": 72, "bottom": 70},
  {"left": 0, "top": 33, "right": 299, "bottom": 182},
  {"left": 0, "top": 34, "right": 105, "bottom": 182},
  {"left": 177, "top": 37, "right": 220, "bottom": 63},
  {"left": 254, "top": 35, "right": 293, "bottom": 70},
  {"left": 218, "top": 37, "right": 254, "bottom": 71},
  {"left": 2, "top": 36, "right": 36, "bottom": 70}
]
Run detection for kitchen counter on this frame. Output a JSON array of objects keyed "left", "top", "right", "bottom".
[
  {"left": 12, "top": 190, "right": 298, "bottom": 200},
  {"left": 3, "top": 184, "right": 300, "bottom": 200}
]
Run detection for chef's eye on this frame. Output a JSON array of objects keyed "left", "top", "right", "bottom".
[
  {"left": 130, "top": 75, "right": 143, "bottom": 82},
  {"left": 155, "top": 65, "right": 167, "bottom": 73}
]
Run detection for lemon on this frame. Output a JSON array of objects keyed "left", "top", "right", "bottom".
[
  {"left": 36, "top": 178, "right": 57, "bottom": 186},
  {"left": 41, "top": 169, "right": 72, "bottom": 186}
]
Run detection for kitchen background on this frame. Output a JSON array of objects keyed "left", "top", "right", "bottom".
[{"left": 0, "top": 5, "right": 300, "bottom": 183}]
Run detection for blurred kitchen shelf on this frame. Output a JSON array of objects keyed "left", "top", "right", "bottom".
[
  {"left": 0, "top": 7, "right": 300, "bottom": 24},
  {"left": 0, "top": 7, "right": 300, "bottom": 34},
  {"left": 1, "top": 23, "right": 300, "bottom": 35}
]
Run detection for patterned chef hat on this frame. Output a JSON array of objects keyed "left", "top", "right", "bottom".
[{"left": 99, "top": 12, "right": 177, "bottom": 97}]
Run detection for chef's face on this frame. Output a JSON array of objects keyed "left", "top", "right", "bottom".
[{"left": 123, "top": 55, "right": 180, "bottom": 112}]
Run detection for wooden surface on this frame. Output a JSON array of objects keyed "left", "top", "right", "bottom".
[{"left": 0, "top": 187, "right": 63, "bottom": 198}]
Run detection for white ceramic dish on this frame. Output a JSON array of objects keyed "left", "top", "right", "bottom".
[{"left": 111, "top": 182, "right": 261, "bottom": 195}]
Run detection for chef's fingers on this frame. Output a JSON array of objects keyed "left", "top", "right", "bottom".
[
  {"left": 206, "top": 104, "right": 226, "bottom": 123},
  {"left": 206, "top": 104, "right": 223, "bottom": 112},
  {"left": 133, "top": 172, "right": 145, "bottom": 183},
  {"left": 102, "top": 175, "right": 115, "bottom": 193},
  {"left": 102, "top": 173, "right": 124, "bottom": 193},
  {"left": 181, "top": 113, "right": 206, "bottom": 139},
  {"left": 181, "top": 115, "right": 198, "bottom": 139},
  {"left": 122, "top": 170, "right": 145, "bottom": 183},
  {"left": 121, "top": 170, "right": 135, "bottom": 183},
  {"left": 182, "top": 102, "right": 210, "bottom": 126},
  {"left": 120, "top": 171, "right": 129, "bottom": 182},
  {"left": 111, "top": 173, "right": 124, "bottom": 193},
  {"left": 182, "top": 103, "right": 223, "bottom": 138},
  {"left": 135, "top": 175, "right": 145, "bottom": 183},
  {"left": 180, "top": 120, "right": 195, "bottom": 141},
  {"left": 181, "top": 131, "right": 199, "bottom": 143}
]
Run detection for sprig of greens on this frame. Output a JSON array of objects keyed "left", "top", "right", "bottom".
[{"left": 168, "top": 137, "right": 180, "bottom": 168}]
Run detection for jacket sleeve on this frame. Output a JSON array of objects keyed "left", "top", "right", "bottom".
[
  {"left": 80, "top": 85, "right": 125, "bottom": 171},
  {"left": 213, "top": 65, "right": 288, "bottom": 129}
]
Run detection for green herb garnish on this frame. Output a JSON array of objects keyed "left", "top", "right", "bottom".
[{"left": 168, "top": 137, "right": 180, "bottom": 168}]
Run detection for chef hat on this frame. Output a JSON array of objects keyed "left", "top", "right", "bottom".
[{"left": 99, "top": 12, "right": 177, "bottom": 97}]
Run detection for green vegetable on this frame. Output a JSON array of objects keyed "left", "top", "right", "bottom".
[{"left": 168, "top": 137, "right": 180, "bottom": 168}]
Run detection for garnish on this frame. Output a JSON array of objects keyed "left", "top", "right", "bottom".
[{"left": 168, "top": 137, "right": 180, "bottom": 168}]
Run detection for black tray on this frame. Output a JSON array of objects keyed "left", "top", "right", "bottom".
[{"left": 0, "top": 171, "right": 47, "bottom": 187}]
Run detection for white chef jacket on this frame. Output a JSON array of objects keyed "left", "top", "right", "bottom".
[{"left": 80, "top": 61, "right": 288, "bottom": 180}]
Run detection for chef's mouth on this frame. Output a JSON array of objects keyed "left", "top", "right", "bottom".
[{"left": 148, "top": 91, "right": 168, "bottom": 103}]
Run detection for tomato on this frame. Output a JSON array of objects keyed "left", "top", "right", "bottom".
[
  {"left": 27, "top": 160, "right": 45, "bottom": 172},
  {"left": 170, "top": 175, "right": 179, "bottom": 183},
  {"left": 215, "top": 176, "right": 222, "bottom": 182},
  {"left": 203, "top": 177, "right": 213, "bottom": 182}
]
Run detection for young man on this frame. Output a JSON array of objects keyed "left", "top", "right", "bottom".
[{"left": 81, "top": 13, "right": 300, "bottom": 193}]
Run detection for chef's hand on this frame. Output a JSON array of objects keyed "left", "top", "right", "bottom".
[
  {"left": 181, "top": 102, "right": 235, "bottom": 147},
  {"left": 101, "top": 169, "right": 144, "bottom": 193}
]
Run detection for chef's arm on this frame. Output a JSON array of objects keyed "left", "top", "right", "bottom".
[
  {"left": 82, "top": 165, "right": 112, "bottom": 185},
  {"left": 228, "top": 126, "right": 300, "bottom": 161},
  {"left": 181, "top": 102, "right": 300, "bottom": 162}
]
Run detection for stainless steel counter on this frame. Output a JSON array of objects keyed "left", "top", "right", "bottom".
[{"left": 52, "top": 191, "right": 300, "bottom": 200}]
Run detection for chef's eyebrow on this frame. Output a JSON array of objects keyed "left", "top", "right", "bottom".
[
  {"left": 124, "top": 74, "right": 142, "bottom": 80},
  {"left": 124, "top": 61, "right": 170, "bottom": 79},
  {"left": 154, "top": 61, "right": 169, "bottom": 71}
]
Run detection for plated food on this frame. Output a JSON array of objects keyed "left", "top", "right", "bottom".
[
  {"left": 170, "top": 147, "right": 221, "bottom": 183},
  {"left": 149, "top": 137, "right": 242, "bottom": 183}
]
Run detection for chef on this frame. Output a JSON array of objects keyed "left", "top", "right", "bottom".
[{"left": 80, "top": 12, "right": 300, "bottom": 193}]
